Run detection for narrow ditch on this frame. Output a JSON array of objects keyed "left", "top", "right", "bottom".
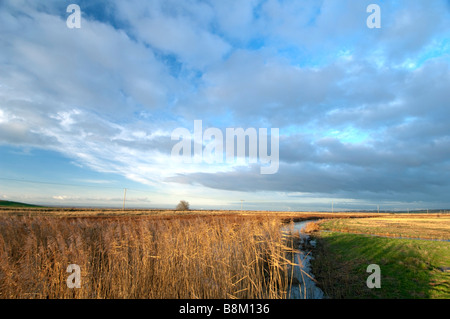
[{"left": 284, "top": 220, "right": 325, "bottom": 299}]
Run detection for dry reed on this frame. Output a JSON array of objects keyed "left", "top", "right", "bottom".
[{"left": 0, "top": 215, "right": 299, "bottom": 299}]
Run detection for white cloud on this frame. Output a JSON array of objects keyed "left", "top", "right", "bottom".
[{"left": 1, "top": 0, "right": 450, "bottom": 209}]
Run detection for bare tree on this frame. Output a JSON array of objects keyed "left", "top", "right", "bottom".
[{"left": 176, "top": 200, "right": 190, "bottom": 211}]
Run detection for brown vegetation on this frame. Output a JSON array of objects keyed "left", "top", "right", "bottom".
[
  {"left": 302, "top": 221, "right": 321, "bottom": 234},
  {"left": 319, "top": 216, "right": 450, "bottom": 240},
  {"left": 0, "top": 206, "right": 389, "bottom": 219},
  {"left": 0, "top": 215, "right": 301, "bottom": 299}
]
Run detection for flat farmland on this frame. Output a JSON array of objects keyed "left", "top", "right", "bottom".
[
  {"left": 0, "top": 207, "right": 448, "bottom": 299},
  {"left": 0, "top": 206, "right": 389, "bottom": 219},
  {"left": 319, "top": 215, "right": 450, "bottom": 240}
]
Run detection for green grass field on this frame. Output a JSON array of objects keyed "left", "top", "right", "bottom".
[
  {"left": 0, "top": 200, "right": 41, "bottom": 208},
  {"left": 311, "top": 220, "right": 450, "bottom": 299}
]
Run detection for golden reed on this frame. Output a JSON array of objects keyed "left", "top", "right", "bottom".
[{"left": 0, "top": 215, "right": 300, "bottom": 299}]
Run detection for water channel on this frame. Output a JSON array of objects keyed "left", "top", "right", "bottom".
[{"left": 285, "top": 220, "right": 325, "bottom": 299}]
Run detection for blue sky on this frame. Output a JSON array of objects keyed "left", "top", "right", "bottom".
[{"left": 1, "top": 0, "right": 450, "bottom": 211}]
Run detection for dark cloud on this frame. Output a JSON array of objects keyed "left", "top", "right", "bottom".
[{"left": 167, "top": 159, "right": 450, "bottom": 204}]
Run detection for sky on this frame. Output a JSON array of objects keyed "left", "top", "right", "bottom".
[{"left": 1, "top": 0, "right": 450, "bottom": 211}]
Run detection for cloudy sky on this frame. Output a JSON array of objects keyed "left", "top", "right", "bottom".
[{"left": 1, "top": 0, "right": 449, "bottom": 211}]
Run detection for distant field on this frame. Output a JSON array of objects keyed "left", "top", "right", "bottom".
[
  {"left": 0, "top": 200, "right": 41, "bottom": 208},
  {"left": 0, "top": 206, "right": 408, "bottom": 220},
  {"left": 319, "top": 216, "right": 450, "bottom": 240}
]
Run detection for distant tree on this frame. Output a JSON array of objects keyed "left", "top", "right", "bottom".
[{"left": 176, "top": 200, "right": 190, "bottom": 211}]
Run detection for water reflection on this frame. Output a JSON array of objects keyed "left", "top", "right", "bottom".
[{"left": 285, "top": 220, "right": 324, "bottom": 299}]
